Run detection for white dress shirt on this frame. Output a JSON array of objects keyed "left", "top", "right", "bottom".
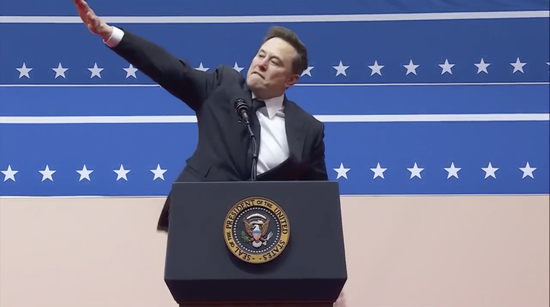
[
  {"left": 104, "top": 27, "right": 290, "bottom": 175},
  {"left": 251, "top": 94, "right": 289, "bottom": 174}
]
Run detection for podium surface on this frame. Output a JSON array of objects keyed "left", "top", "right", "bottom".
[{"left": 165, "top": 181, "right": 347, "bottom": 306}]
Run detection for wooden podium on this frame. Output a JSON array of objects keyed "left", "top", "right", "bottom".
[{"left": 164, "top": 181, "right": 347, "bottom": 307}]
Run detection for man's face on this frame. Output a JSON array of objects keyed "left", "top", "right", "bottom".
[{"left": 246, "top": 37, "right": 299, "bottom": 99}]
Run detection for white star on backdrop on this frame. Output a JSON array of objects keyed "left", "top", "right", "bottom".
[
  {"left": 482, "top": 162, "right": 498, "bottom": 179},
  {"left": 368, "top": 60, "right": 384, "bottom": 76},
  {"left": 232, "top": 62, "right": 244, "bottom": 72},
  {"left": 301, "top": 66, "right": 314, "bottom": 77},
  {"left": 439, "top": 58, "right": 455, "bottom": 74},
  {"left": 370, "top": 163, "right": 387, "bottom": 179},
  {"left": 39, "top": 165, "right": 56, "bottom": 182},
  {"left": 196, "top": 62, "right": 209, "bottom": 72},
  {"left": 519, "top": 162, "right": 536, "bottom": 179},
  {"left": 88, "top": 63, "right": 104, "bottom": 78},
  {"left": 510, "top": 57, "right": 526, "bottom": 73},
  {"left": 16, "top": 63, "right": 32, "bottom": 79},
  {"left": 124, "top": 64, "right": 138, "bottom": 78},
  {"left": 77, "top": 164, "right": 93, "bottom": 181},
  {"left": 475, "top": 58, "right": 490, "bottom": 74},
  {"left": 403, "top": 59, "right": 419, "bottom": 75},
  {"left": 10, "top": 58, "right": 550, "bottom": 82},
  {"left": 150, "top": 164, "right": 167, "bottom": 181},
  {"left": 333, "top": 163, "right": 350, "bottom": 179},
  {"left": 445, "top": 162, "right": 461, "bottom": 179},
  {"left": 0, "top": 161, "right": 543, "bottom": 184},
  {"left": 1, "top": 165, "right": 18, "bottom": 182},
  {"left": 333, "top": 61, "right": 349, "bottom": 76},
  {"left": 407, "top": 162, "right": 424, "bottom": 179},
  {"left": 52, "top": 63, "right": 68, "bottom": 78},
  {"left": 114, "top": 164, "right": 130, "bottom": 181}
]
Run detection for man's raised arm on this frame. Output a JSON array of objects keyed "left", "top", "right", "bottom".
[{"left": 72, "top": 0, "right": 222, "bottom": 111}]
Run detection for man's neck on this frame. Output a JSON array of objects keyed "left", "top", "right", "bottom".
[
  {"left": 251, "top": 91, "right": 285, "bottom": 119},
  {"left": 251, "top": 90, "right": 285, "bottom": 101},
  {"left": 252, "top": 92, "right": 284, "bottom": 102}
]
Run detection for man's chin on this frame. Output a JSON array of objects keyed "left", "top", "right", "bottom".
[{"left": 246, "top": 78, "right": 263, "bottom": 89}]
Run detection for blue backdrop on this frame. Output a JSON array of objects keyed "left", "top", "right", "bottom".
[{"left": 0, "top": 0, "right": 548, "bottom": 196}]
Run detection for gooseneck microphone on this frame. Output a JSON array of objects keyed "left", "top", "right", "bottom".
[
  {"left": 234, "top": 98, "right": 259, "bottom": 181},
  {"left": 234, "top": 98, "right": 250, "bottom": 125}
]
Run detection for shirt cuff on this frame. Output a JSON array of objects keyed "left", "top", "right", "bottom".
[{"left": 104, "top": 27, "right": 124, "bottom": 48}]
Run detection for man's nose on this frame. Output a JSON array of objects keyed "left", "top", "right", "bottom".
[{"left": 258, "top": 59, "right": 268, "bottom": 69}]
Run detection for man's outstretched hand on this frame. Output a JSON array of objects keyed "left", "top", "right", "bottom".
[{"left": 73, "top": 0, "right": 113, "bottom": 40}]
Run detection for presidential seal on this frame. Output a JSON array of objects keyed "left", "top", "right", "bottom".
[{"left": 223, "top": 196, "right": 290, "bottom": 264}]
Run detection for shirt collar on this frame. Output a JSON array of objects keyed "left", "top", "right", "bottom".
[{"left": 251, "top": 92, "right": 285, "bottom": 119}]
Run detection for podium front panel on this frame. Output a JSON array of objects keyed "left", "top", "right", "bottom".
[{"left": 165, "top": 181, "right": 347, "bottom": 304}]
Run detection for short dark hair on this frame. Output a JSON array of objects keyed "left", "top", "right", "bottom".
[{"left": 262, "top": 26, "right": 308, "bottom": 76}]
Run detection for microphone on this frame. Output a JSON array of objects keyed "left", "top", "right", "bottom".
[
  {"left": 234, "top": 98, "right": 250, "bottom": 125},
  {"left": 233, "top": 98, "right": 259, "bottom": 181}
]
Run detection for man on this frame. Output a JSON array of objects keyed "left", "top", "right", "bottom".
[{"left": 73, "top": 0, "right": 329, "bottom": 231}]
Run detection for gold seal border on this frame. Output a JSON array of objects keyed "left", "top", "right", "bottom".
[{"left": 223, "top": 196, "right": 290, "bottom": 264}]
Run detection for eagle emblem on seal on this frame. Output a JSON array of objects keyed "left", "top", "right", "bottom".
[{"left": 241, "top": 213, "right": 274, "bottom": 248}]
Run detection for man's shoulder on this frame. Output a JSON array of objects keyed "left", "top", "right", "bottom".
[
  {"left": 285, "top": 98, "right": 324, "bottom": 129},
  {"left": 211, "top": 64, "right": 245, "bottom": 82}
]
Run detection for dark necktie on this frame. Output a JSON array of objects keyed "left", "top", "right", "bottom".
[
  {"left": 247, "top": 99, "right": 265, "bottom": 177},
  {"left": 251, "top": 99, "right": 266, "bottom": 142}
]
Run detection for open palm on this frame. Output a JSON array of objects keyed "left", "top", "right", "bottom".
[{"left": 73, "top": 0, "right": 112, "bottom": 38}]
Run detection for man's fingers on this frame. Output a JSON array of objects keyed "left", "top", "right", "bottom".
[
  {"left": 74, "top": 0, "right": 89, "bottom": 21},
  {"left": 75, "top": 0, "right": 92, "bottom": 16},
  {"left": 87, "top": 11, "right": 102, "bottom": 30},
  {"left": 74, "top": 0, "right": 87, "bottom": 9},
  {"left": 74, "top": 0, "right": 85, "bottom": 10},
  {"left": 74, "top": 0, "right": 104, "bottom": 34},
  {"left": 81, "top": 0, "right": 91, "bottom": 11},
  {"left": 87, "top": 11, "right": 97, "bottom": 25}
]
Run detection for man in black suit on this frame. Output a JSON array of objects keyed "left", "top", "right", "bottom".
[{"left": 74, "top": 0, "right": 329, "bottom": 232}]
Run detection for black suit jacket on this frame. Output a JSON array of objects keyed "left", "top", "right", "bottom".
[{"left": 109, "top": 29, "right": 329, "bottom": 231}]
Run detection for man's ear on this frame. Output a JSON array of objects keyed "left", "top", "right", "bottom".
[{"left": 285, "top": 74, "right": 299, "bottom": 88}]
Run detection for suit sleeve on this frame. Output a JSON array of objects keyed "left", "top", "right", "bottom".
[
  {"left": 108, "top": 28, "right": 223, "bottom": 111},
  {"left": 303, "top": 122, "right": 329, "bottom": 180}
]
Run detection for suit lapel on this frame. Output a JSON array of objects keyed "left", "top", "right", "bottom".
[
  {"left": 255, "top": 98, "right": 306, "bottom": 181},
  {"left": 240, "top": 81, "right": 307, "bottom": 178},
  {"left": 240, "top": 82, "right": 254, "bottom": 108},
  {"left": 240, "top": 83, "right": 307, "bottom": 161},
  {"left": 283, "top": 97, "right": 307, "bottom": 162}
]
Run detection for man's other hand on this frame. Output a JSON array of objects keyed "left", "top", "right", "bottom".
[{"left": 73, "top": 0, "right": 113, "bottom": 40}]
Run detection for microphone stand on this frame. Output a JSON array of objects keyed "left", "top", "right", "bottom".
[
  {"left": 246, "top": 123, "right": 259, "bottom": 181},
  {"left": 234, "top": 98, "right": 258, "bottom": 181}
]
